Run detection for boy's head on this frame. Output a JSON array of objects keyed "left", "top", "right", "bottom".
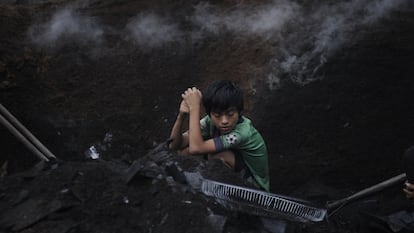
[{"left": 202, "top": 80, "right": 244, "bottom": 115}]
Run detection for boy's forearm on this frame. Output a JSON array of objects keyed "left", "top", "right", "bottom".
[
  {"left": 187, "top": 107, "right": 204, "bottom": 154},
  {"left": 169, "top": 112, "right": 186, "bottom": 149}
]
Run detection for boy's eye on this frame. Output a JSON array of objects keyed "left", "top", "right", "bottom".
[
  {"left": 226, "top": 111, "right": 235, "bottom": 116},
  {"left": 212, "top": 113, "right": 221, "bottom": 118}
]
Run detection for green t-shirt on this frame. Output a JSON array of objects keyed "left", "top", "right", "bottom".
[{"left": 200, "top": 115, "right": 270, "bottom": 191}]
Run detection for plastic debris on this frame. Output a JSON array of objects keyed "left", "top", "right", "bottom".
[
  {"left": 60, "top": 189, "right": 69, "bottom": 194},
  {"left": 85, "top": 146, "right": 99, "bottom": 160},
  {"left": 103, "top": 133, "right": 112, "bottom": 143}
]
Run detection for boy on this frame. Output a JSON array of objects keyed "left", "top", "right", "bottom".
[{"left": 169, "top": 80, "right": 269, "bottom": 191}]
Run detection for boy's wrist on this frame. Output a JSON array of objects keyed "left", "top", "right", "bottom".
[
  {"left": 188, "top": 105, "right": 200, "bottom": 113},
  {"left": 177, "top": 111, "right": 188, "bottom": 119}
]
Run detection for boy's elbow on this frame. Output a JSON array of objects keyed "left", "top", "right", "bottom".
[
  {"left": 168, "top": 140, "right": 178, "bottom": 150},
  {"left": 169, "top": 136, "right": 183, "bottom": 150},
  {"left": 169, "top": 143, "right": 177, "bottom": 150},
  {"left": 188, "top": 146, "right": 202, "bottom": 155}
]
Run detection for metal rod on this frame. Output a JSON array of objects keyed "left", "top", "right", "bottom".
[
  {"left": 0, "top": 104, "right": 56, "bottom": 159},
  {"left": 326, "top": 173, "right": 406, "bottom": 211},
  {"left": 0, "top": 113, "right": 49, "bottom": 162}
]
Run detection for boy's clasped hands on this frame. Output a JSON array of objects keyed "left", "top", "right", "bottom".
[{"left": 180, "top": 87, "right": 202, "bottom": 113}]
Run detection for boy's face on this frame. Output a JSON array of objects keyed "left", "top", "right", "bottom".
[{"left": 210, "top": 107, "right": 240, "bottom": 134}]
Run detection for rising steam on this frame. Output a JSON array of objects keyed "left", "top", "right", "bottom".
[
  {"left": 191, "top": 1, "right": 298, "bottom": 38},
  {"left": 270, "top": 0, "right": 408, "bottom": 88},
  {"left": 27, "top": 0, "right": 408, "bottom": 87},
  {"left": 28, "top": 7, "right": 103, "bottom": 48},
  {"left": 125, "top": 13, "right": 183, "bottom": 48}
]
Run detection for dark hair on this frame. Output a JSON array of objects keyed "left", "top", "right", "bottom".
[{"left": 202, "top": 80, "right": 244, "bottom": 115}]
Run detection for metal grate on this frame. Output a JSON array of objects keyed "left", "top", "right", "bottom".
[{"left": 201, "top": 179, "right": 326, "bottom": 223}]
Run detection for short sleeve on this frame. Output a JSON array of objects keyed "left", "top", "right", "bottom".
[
  {"left": 213, "top": 130, "right": 245, "bottom": 151},
  {"left": 200, "top": 116, "right": 210, "bottom": 139}
]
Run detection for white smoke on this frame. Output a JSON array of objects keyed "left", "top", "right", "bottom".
[
  {"left": 28, "top": 7, "right": 104, "bottom": 48},
  {"left": 123, "top": 1, "right": 298, "bottom": 48},
  {"left": 125, "top": 13, "right": 183, "bottom": 48},
  {"left": 26, "top": 0, "right": 408, "bottom": 85},
  {"left": 271, "top": 0, "right": 408, "bottom": 87},
  {"left": 191, "top": 1, "right": 298, "bottom": 38},
  {"left": 28, "top": 1, "right": 298, "bottom": 49}
]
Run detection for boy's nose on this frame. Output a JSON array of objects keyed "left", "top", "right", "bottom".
[{"left": 221, "top": 116, "right": 229, "bottom": 124}]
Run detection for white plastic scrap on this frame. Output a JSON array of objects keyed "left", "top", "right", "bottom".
[{"left": 86, "top": 146, "right": 100, "bottom": 159}]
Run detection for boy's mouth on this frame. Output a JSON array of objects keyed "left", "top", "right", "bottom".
[{"left": 220, "top": 127, "right": 231, "bottom": 133}]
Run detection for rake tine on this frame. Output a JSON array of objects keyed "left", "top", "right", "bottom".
[{"left": 200, "top": 179, "right": 327, "bottom": 222}]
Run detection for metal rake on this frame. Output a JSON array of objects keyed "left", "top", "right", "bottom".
[{"left": 201, "top": 179, "right": 327, "bottom": 223}]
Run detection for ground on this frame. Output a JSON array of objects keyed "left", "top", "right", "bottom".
[{"left": 1, "top": 0, "right": 414, "bottom": 232}]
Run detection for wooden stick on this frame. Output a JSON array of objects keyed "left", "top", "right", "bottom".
[
  {"left": 0, "top": 113, "right": 49, "bottom": 162},
  {"left": 0, "top": 104, "right": 56, "bottom": 159},
  {"left": 326, "top": 173, "right": 406, "bottom": 211}
]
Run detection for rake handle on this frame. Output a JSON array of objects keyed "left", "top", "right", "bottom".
[
  {"left": 0, "top": 104, "right": 56, "bottom": 161},
  {"left": 0, "top": 113, "right": 49, "bottom": 161},
  {"left": 326, "top": 173, "right": 406, "bottom": 211}
]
